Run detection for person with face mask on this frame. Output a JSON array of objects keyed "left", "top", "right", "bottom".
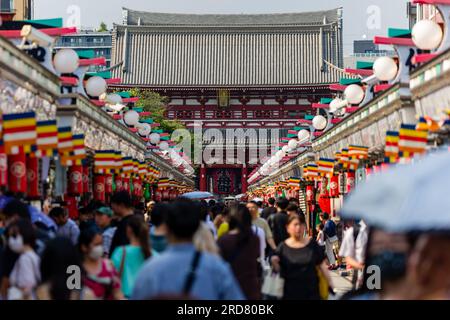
[
  {"left": 7, "top": 219, "right": 41, "bottom": 300},
  {"left": 79, "top": 227, "right": 124, "bottom": 300}
]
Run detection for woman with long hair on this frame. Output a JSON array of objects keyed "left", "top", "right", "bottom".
[
  {"left": 79, "top": 227, "right": 123, "bottom": 300},
  {"left": 36, "top": 237, "right": 95, "bottom": 300},
  {"left": 271, "top": 214, "right": 332, "bottom": 300},
  {"left": 217, "top": 204, "right": 260, "bottom": 300},
  {"left": 111, "top": 215, "right": 156, "bottom": 299}
]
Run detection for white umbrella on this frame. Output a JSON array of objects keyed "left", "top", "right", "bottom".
[
  {"left": 340, "top": 149, "right": 450, "bottom": 233},
  {"left": 180, "top": 191, "right": 215, "bottom": 200}
]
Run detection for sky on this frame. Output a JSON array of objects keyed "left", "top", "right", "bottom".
[{"left": 34, "top": 0, "right": 410, "bottom": 55}]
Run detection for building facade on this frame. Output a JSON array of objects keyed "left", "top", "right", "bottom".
[
  {"left": 0, "top": 0, "right": 32, "bottom": 21},
  {"left": 55, "top": 30, "right": 112, "bottom": 72},
  {"left": 111, "top": 7, "right": 344, "bottom": 195}
]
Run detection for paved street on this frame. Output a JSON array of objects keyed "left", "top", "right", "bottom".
[{"left": 329, "top": 270, "right": 353, "bottom": 300}]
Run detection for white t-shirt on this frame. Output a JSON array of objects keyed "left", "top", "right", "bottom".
[
  {"left": 10, "top": 250, "right": 41, "bottom": 290},
  {"left": 251, "top": 225, "right": 266, "bottom": 262},
  {"left": 317, "top": 230, "right": 325, "bottom": 246}
]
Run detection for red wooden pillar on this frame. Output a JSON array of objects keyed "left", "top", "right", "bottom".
[
  {"left": 241, "top": 166, "right": 248, "bottom": 194},
  {"left": 199, "top": 165, "right": 207, "bottom": 192}
]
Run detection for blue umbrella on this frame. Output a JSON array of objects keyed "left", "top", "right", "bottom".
[
  {"left": 340, "top": 149, "right": 450, "bottom": 233},
  {"left": 180, "top": 191, "right": 215, "bottom": 200}
]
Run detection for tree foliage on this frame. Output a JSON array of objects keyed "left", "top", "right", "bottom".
[{"left": 98, "top": 22, "right": 108, "bottom": 32}]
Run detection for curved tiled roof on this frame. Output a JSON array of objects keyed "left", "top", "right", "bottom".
[{"left": 122, "top": 7, "right": 342, "bottom": 27}]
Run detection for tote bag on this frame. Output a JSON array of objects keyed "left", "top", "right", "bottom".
[{"left": 261, "top": 271, "right": 284, "bottom": 299}]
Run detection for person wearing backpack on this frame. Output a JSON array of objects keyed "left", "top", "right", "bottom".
[{"left": 338, "top": 219, "right": 368, "bottom": 290}]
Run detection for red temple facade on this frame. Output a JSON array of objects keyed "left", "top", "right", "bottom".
[{"left": 111, "top": 8, "right": 344, "bottom": 195}]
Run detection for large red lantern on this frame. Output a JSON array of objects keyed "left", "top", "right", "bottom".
[
  {"left": 8, "top": 153, "right": 27, "bottom": 194},
  {"left": 105, "top": 174, "right": 113, "bottom": 194},
  {"left": 82, "top": 165, "right": 90, "bottom": 194},
  {"left": 162, "top": 189, "right": 170, "bottom": 200},
  {"left": 115, "top": 175, "right": 123, "bottom": 192},
  {"left": 68, "top": 165, "right": 83, "bottom": 195},
  {"left": 169, "top": 189, "right": 177, "bottom": 201},
  {"left": 306, "top": 185, "right": 315, "bottom": 203},
  {"left": 346, "top": 171, "right": 356, "bottom": 193},
  {"left": 329, "top": 175, "right": 340, "bottom": 198},
  {"left": 26, "top": 157, "right": 39, "bottom": 199},
  {"left": 93, "top": 175, "right": 106, "bottom": 202},
  {"left": 64, "top": 195, "right": 78, "bottom": 220},
  {"left": 0, "top": 151, "right": 8, "bottom": 187},
  {"left": 132, "top": 178, "right": 142, "bottom": 197},
  {"left": 154, "top": 189, "right": 162, "bottom": 202},
  {"left": 123, "top": 177, "right": 130, "bottom": 193}
]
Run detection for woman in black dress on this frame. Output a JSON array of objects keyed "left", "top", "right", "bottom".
[{"left": 271, "top": 213, "right": 332, "bottom": 300}]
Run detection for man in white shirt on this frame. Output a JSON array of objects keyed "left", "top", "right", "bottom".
[{"left": 339, "top": 220, "right": 369, "bottom": 290}]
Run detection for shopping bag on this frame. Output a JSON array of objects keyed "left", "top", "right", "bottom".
[
  {"left": 316, "top": 267, "right": 329, "bottom": 300},
  {"left": 261, "top": 271, "right": 284, "bottom": 299}
]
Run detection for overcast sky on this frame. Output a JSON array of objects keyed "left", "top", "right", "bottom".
[{"left": 34, "top": 0, "right": 410, "bottom": 54}]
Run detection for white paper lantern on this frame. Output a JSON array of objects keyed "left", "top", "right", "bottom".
[
  {"left": 159, "top": 141, "right": 169, "bottom": 151},
  {"left": 344, "top": 84, "right": 365, "bottom": 105},
  {"left": 149, "top": 133, "right": 161, "bottom": 145},
  {"left": 298, "top": 129, "right": 310, "bottom": 143},
  {"left": 312, "top": 115, "right": 327, "bottom": 131},
  {"left": 106, "top": 93, "right": 123, "bottom": 105},
  {"left": 412, "top": 19, "right": 443, "bottom": 50},
  {"left": 288, "top": 139, "right": 298, "bottom": 150},
  {"left": 53, "top": 49, "right": 79, "bottom": 74},
  {"left": 137, "top": 123, "right": 152, "bottom": 137},
  {"left": 276, "top": 150, "right": 286, "bottom": 159},
  {"left": 282, "top": 145, "right": 291, "bottom": 153},
  {"left": 123, "top": 110, "right": 140, "bottom": 126},
  {"left": 329, "top": 98, "right": 344, "bottom": 113},
  {"left": 373, "top": 57, "right": 398, "bottom": 81},
  {"left": 85, "top": 76, "right": 107, "bottom": 97}
]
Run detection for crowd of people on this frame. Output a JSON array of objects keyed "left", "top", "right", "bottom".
[{"left": 1, "top": 188, "right": 449, "bottom": 300}]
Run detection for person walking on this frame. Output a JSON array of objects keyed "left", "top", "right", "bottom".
[
  {"left": 131, "top": 199, "right": 244, "bottom": 300},
  {"left": 149, "top": 203, "right": 168, "bottom": 253},
  {"left": 261, "top": 198, "right": 277, "bottom": 220},
  {"left": 321, "top": 213, "right": 339, "bottom": 270},
  {"left": 247, "top": 201, "right": 276, "bottom": 252},
  {"left": 6, "top": 219, "right": 41, "bottom": 300},
  {"left": 49, "top": 207, "right": 80, "bottom": 246},
  {"left": 79, "top": 227, "right": 123, "bottom": 300},
  {"left": 271, "top": 214, "right": 332, "bottom": 300},
  {"left": 111, "top": 215, "right": 155, "bottom": 299},
  {"left": 109, "top": 191, "right": 135, "bottom": 257},
  {"left": 95, "top": 207, "right": 117, "bottom": 257},
  {"left": 270, "top": 198, "right": 290, "bottom": 246},
  {"left": 218, "top": 204, "right": 261, "bottom": 300}
]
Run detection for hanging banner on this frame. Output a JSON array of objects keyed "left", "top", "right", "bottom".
[
  {"left": 329, "top": 175, "right": 340, "bottom": 198},
  {"left": 123, "top": 177, "right": 130, "bottom": 193},
  {"left": 105, "top": 174, "right": 114, "bottom": 194},
  {"left": 0, "top": 147, "right": 8, "bottom": 187},
  {"left": 346, "top": 171, "right": 356, "bottom": 193},
  {"left": 93, "top": 175, "right": 106, "bottom": 202},
  {"left": 82, "top": 165, "right": 90, "bottom": 194},
  {"left": 115, "top": 175, "right": 123, "bottom": 192},
  {"left": 68, "top": 165, "right": 83, "bottom": 195},
  {"left": 65, "top": 195, "right": 79, "bottom": 220},
  {"left": 306, "top": 185, "right": 315, "bottom": 203},
  {"left": 154, "top": 189, "right": 162, "bottom": 202},
  {"left": 26, "top": 156, "right": 39, "bottom": 199},
  {"left": 8, "top": 153, "right": 27, "bottom": 194}
]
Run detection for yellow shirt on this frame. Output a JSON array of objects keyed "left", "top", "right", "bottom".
[{"left": 217, "top": 222, "right": 230, "bottom": 239}]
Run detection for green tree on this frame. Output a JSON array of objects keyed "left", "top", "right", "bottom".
[{"left": 98, "top": 22, "right": 108, "bottom": 32}]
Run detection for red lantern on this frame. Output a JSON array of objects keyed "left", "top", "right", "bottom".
[
  {"left": 123, "top": 177, "right": 130, "bottom": 193},
  {"left": 329, "top": 175, "right": 340, "bottom": 198},
  {"left": 132, "top": 178, "right": 142, "bottom": 197},
  {"left": 105, "top": 174, "right": 113, "bottom": 194},
  {"left": 82, "top": 165, "right": 90, "bottom": 194},
  {"left": 169, "top": 189, "right": 177, "bottom": 201},
  {"left": 0, "top": 151, "right": 8, "bottom": 187},
  {"left": 162, "top": 189, "right": 170, "bottom": 200},
  {"left": 68, "top": 165, "right": 83, "bottom": 195},
  {"left": 154, "top": 189, "right": 162, "bottom": 202},
  {"left": 8, "top": 153, "right": 27, "bottom": 194},
  {"left": 306, "top": 185, "right": 315, "bottom": 203},
  {"left": 346, "top": 171, "right": 356, "bottom": 193},
  {"left": 26, "top": 157, "right": 39, "bottom": 199},
  {"left": 64, "top": 195, "right": 78, "bottom": 220},
  {"left": 93, "top": 175, "right": 106, "bottom": 202},
  {"left": 115, "top": 175, "right": 123, "bottom": 192}
]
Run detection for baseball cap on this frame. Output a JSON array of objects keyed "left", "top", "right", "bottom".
[{"left": 96, "top": 207, "right": 113, "bottom": 217}]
